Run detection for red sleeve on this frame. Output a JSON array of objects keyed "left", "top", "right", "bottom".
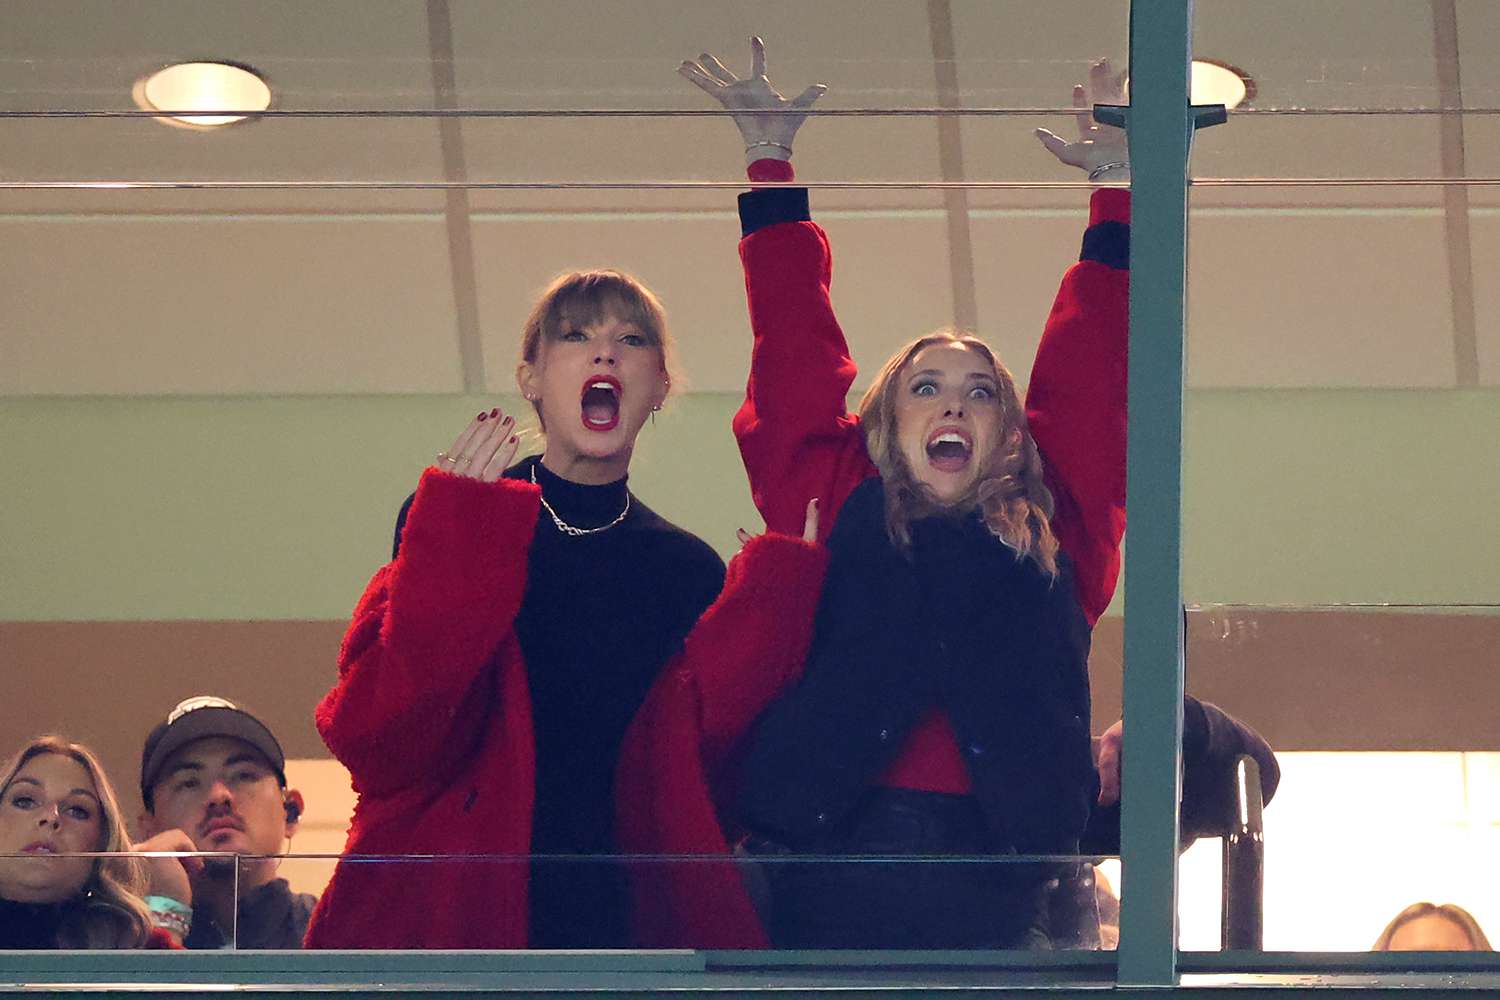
[
  {"left": 1026, "top": 189, "right": 1131, "bottom": 627},
  {"left": 314, "top": 469, "right": 540, "bottom": 797},
  {"left": 677, "top": 534, "right": 829, "bottom": 769},
  {"left": 733, "top": 192, "right": 877, "bottom": 538}
]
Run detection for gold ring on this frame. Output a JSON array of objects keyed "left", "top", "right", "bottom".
[{"left": 437, "top": 452, "right": 461, "bottom": 465}]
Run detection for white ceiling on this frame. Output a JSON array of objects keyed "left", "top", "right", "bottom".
[{"left": 1, "top": 0, "right": 1496, "bottom": 396}]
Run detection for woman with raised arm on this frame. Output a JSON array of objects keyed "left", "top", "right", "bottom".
[
  {"left": 672, "top": 42, "right": 1132, "bottom": 949},
  {"left": 304, "top": 272, "right": 729, "bottom": 949}
]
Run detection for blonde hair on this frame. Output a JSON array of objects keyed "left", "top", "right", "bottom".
[
  {"left": 518, "top": 269, "right": 678, "bottom": 432},
  {"left": 0, "top": 737, "right": 153, "bottom": 949},
  {"left": 858, "top": 330, "right": 1060, "bottom": 578},
  {"left": 1372, "top": 902, "right": 1492, "bottom": 951}
]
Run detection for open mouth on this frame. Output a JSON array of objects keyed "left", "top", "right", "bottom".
[
  {"left": 925, "top": 427, "right": 974, "bottom": 474},
  {"left": 580, "top": 376, "right": 622, "bottom": 432}
]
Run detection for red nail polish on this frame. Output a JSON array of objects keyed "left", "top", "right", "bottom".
[
  {"left": 490, "top": 408, "right": 499, "bottom": 418},
  {"left": 509, "top": 435, "right": 517, "bottom": 444},
  {"left": 478, "top": 412, "right": 487, "bottom": 421},
  {"left": 503, "top": 416, "right": 513, "bottom": 425}
]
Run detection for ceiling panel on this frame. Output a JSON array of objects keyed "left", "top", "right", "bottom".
[
  {"left": 1, "top": 216, "right": 462, "bottom": 394},
  {"left": 1465, "top": 211, "right": 1500, "bottom": 385},
  {"left": 447, "top": 0, "right": 937, "bottom": 110},
  {"left": 1194, "top": 0, "right": 1441, "bottom": 111},
  {"left": 470, "top": 196, "right": 953, "bottom": 395},
  {"left": 969, "top": 211, "right": 1095, "bottom": 391},
  {"left": 1186, "top": 210, "right": 1456, "bottom": 387},
  {"left": 0, "top": 0, "right": 436, "bottom": 112}
]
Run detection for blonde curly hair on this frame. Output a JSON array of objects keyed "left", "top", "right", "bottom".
[{"left": 858, "top": 330, "right": 1059, "bottom": 578}]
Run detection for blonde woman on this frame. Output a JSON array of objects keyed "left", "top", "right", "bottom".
[
  {"left": 677, "top": 43, "right": 1130, "bottom": 947},
  {"left": 0, "top": 737, "right": 173, "bottom": 949},
  {"left": 1374, "top": 903, "right": 1493, "bottom": 951},
  {"left": 307, "top": 270, "right": 726, "bottom": 949}
]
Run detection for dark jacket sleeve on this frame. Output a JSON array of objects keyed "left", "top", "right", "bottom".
[{"left": 1079, "top": 696, "right": 1281, "bottom": 854}]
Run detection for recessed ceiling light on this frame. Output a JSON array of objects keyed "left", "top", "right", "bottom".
[
  {"left": 134, "top": 61, "right": 271, "bottom": 129},
  {"left": 1191, "top": 59, "right": 1255, "bottom": 110},
  {"left": 1123, "top": 59, "right": 1256, "bottom": 110}
]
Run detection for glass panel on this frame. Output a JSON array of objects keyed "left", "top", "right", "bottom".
[
  {"left": 1170, "top": 607, "right": 1500, "bottom": 952},
  {"left": 0, "top": 0, "right": 1139, "bottom": 977},
  {"left": 0, "top": 0, "right": 1129, "bottom": 188}
]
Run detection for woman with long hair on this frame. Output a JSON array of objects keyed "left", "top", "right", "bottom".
[
  {"left": 305, "top": 270, "right": 728, "bottom": 949},
  {"left": 672, "top": 43, "right": 1131, "bottom": 948},
  {"left": 0, "top": 737, "right": 161, "bottom": 949}
]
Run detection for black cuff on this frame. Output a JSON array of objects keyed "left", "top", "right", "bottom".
[
  {"left": 1081, "top": 220, "right": 1130, "bottom": 270},
  {"left": 1182, "top": 695, "right": 1210, "bottom": 762},
  {"left": 738, "top": 187, "right": 811, "bottom": 237}
]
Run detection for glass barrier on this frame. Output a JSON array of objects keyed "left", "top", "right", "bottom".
[
  {"left": 1, "top": 852, "right": 1124, "bottom": 952},
  {"left": 0, "top": 0, "right": 1129, "bottom": 189},
  {"left": 1171, "top": 606, "right": 1500, "bottom": 953}
]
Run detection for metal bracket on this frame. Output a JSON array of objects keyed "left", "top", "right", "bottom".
[{"left": 1092, "top": 103, "right": 1228, "bottom": 130}]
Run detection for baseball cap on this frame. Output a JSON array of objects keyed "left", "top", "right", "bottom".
[{"left": 140, "top": 696, "right": 286, "bottom": 809}]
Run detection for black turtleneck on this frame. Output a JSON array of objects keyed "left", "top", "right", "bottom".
[
  {"left": 393, "top": 454, "right": 725, "bottom": 946},
  {"left": 0, "top": 897, "right": 64, "bottom": 949}
]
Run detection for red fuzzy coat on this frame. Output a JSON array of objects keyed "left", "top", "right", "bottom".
[
  {"left": 303, "top": 470, "right": 827, "bottom": 949},
  {"left": 615, "top": 186, "right": 1130, "bottom": 948}
]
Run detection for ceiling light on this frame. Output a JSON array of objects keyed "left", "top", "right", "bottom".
[
  {"left": 1123, "top": 59, "right": 1256, "bottom": 110},
  {"left": 1191, "top": 59, "right": 1255, "bottom": 110},
  {"left": 134, "top": 61, "right": 271, "bottom": 129}
]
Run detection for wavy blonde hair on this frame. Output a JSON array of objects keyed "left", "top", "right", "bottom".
[
  {"left": 518, "top": 269, "right": 678, "bottom": 434},
  {"left": 858, "top": 330, "right": 1059, "bottom": 578},
  {"left": 0, "top": 737, "right": 153, "bottom": 949},
  {"left": 1372, "top": 902, "right": 1492, "bottom": 951}
]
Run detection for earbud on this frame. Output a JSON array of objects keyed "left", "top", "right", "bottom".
[{"left": 283, "top": 798, "right": 301, "bottom": 824}]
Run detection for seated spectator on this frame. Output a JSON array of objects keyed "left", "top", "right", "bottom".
[
  {"left": 1373, "top": 902, "right": 1492, "bottom": 951},
  {"left": 1, "top": 736, "right": 169, "bottom": 949},
  {"left": 136, "top": 696, "right": 316, "bottom": 949}
]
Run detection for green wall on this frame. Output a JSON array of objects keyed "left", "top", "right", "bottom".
[{"left": 2, "top": 389, "right": 1496, "bottom": 621}]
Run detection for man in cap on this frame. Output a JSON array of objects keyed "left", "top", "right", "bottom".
[{"left": 136, "top": 696, "right": 317, "bottom": 949}]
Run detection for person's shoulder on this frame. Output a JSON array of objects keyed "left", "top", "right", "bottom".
[{"left": 628, "top": 499, "right": 726, "bottom": 575}]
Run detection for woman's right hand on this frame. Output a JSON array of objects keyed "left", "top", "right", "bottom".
[
  {"left": 132, "top": 828, "right": 201, "bottom": 907},
  {"left": 433, "top": 408, "right": 521, "bottom": 483},
  {"left": 680, "top": 37, "right": 827, "bottom": 164},
  {"left": 736, "top": 497, "right": 819, "bottom": 548}
]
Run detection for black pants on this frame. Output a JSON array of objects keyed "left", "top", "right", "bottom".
[{"left": 750, "top": 788, "right": 1053, "bottom": 950}]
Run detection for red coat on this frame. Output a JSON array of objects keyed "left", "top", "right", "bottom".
[
  {"left": 616, "top": 186, "right": 1130, "bottom": 948},
  {"left": 304, "top": 470, "right": 829, "bottom": 950}
]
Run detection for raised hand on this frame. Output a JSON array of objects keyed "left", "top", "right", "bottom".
[
  {"left": 433, "top": 408, "right": 521, "bottom": 483},
  {"left": 1034, "top": 58, "right": 1130, "bottom": 181},
  {"left": 680, "top": 37, "right": 827, "bottom": 164},
  {"left": 736, "top": 497, "right": 819, "bottom": 548}
]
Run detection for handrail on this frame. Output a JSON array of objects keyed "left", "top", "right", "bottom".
[{"left": 1220, "top": 754, "right": 1265, "bottom": 950}]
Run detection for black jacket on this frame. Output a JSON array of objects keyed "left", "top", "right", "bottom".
[
  {"left": 185, "top": 878, "right": 316, "bottom": 950},
  {"left": 736, "top": 478, "right": 1098, "bottom": 853}
]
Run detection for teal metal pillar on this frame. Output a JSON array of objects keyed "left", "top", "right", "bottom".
[{"left": 1115, "top": 0, "right": 1194, "bottom": 987}]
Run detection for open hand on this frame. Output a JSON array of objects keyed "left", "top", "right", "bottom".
[
  {"left": 736, "top": 497, "right": 819, "bottom": 548},
  {"left": 680, "top": 37, "right": 827, "bottom": 163},
  {"left": 433, "top": 408, "right": 521, "bottom": 483},
  {"left": 1034, "top": 58, "right": 1129, "bottom": 179}
]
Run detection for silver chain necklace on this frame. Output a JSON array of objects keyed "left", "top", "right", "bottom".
[{"left": 531, "top": 466, "right": 631, "bottom": 537}]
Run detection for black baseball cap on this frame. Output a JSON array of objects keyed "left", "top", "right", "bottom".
[{"left": 140, "top": 696, "right": 286, "bottom": 809}]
